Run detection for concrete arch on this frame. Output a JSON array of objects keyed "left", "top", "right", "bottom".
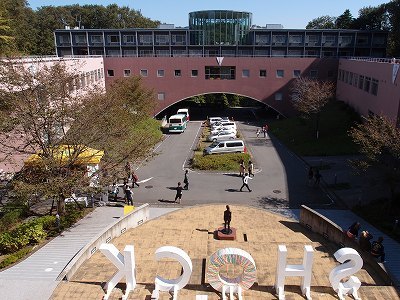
[{"left": 156, "top": 92, "right": 286, "bottom": 118}]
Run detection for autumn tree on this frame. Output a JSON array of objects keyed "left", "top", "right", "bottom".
[
  {"left": 290, "top": 77, "right": 335, "bottom": 139},
  {"left": 0, "top": 59, "right": 162, "bottom": 213},
  {"left": 348, "top": 115, "right": 400, "bottom": 206}
]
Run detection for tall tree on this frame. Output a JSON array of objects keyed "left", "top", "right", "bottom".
[
  {"left": 352, "top": 5, "right": 390, "bottom": 30},
  {"left": 349, "top": 115, "right": 400, "bottom": 205},
  {"left": 336, "top": 9, "right": 354, "bottom": 29},
  {"left": 386, "top": 0, "right": 400, "bottom": 56},
  {"left": 290, "top": 77, "right": 335, "bottom": 139},
  {"left": 306, "top": 16, "right": 336, "bottom": 29},
  {"left": 0, "top": 59, "right": 162, "bottom": 213}
]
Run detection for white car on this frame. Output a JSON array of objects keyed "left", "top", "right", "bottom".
[
  {"left": 210, "top": 126, "right": 237, "bottom": 135},
  {"left": 211, "top": 120, "right": 231, "bottom": 128},
  {"left": 212, "top": 122, "right": 237, "bottom": 131},
  {"left": 207, "top": 131, "right": 237, "bottom": 142}
]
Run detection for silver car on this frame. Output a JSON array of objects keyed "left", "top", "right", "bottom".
[{"left": 207, "top": 130, "right": 237, "bottom": 142}]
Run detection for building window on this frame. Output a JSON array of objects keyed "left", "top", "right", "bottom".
[
  {"left": 276, "top": 70, "right": 284, "bottom": 78},
  {"left": 107, "top": 69, "right": 114, "bottom": 77},
  {"left": 353, "top": 74, "right": 358, "bottom": 87},
  {"left": 174, "top": 70, "right": 182, "bottom": 77},
  {"left": 242, "top": 69, "right": 250, "bottom": 77},
  {"left": 157, "top": 69, "right": 165, "bottom": 77},
  {"left": 275, "top": 93, "right": 283, "bottom": 101},
  {"left": 140, "top": 69, "right": 148, "bottom": 77},
  {"left": 124, "top": 69, "right": 131, "bottom": 77},
  {"left": 123, "top": 35, "right": 135, "bottom": 44},
  {"left": 172, "top": 34, "right": 186, "bottom": 45},
  {"left": 371, "top": 79, "right": 379, "bottom": 96},
  {"left": 191, "top": 70, "right": 198, "bottom": 77},
  {"left": 259, "top": 70, "right": 267, "bottom": 77},
  {"left": 348, "top": 72, "right": 353, "bottom": 84},
  {"left": 155, "top": 35, "right": 170, "bottom": 45},
  {"left": 364, "top": 77, "right": 371, "bottom": 92},
  {"left": 108, "top": 35, "right": 119, "bottom": 44},
  {"left": 91, "top": 35, "right": 103, "bottom": 44},
  {"left": 75, "top": 35, "right": 86, "bottom": 44},
  {"left": 358, "top": 75, "right": 364, "bottom": 89},
  {"left": 293, "top": 70, "right": 301, "bottom": 78},
  {"left": 139, "top": 35, "right": 153, "bottom": 45},
  {"left": 309, "top": 70, "right": 318, "bottom": 78},
  {"left": 158, "top": 92, "right": 165, "bottom": 101}
]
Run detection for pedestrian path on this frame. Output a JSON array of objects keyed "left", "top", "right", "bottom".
[{"left": 0, "top": 206, "right": 178, "bottom": 300}]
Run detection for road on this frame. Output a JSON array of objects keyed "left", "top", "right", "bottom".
[{"left": 131, "top": 117, "right": 335, "bottom": 209}]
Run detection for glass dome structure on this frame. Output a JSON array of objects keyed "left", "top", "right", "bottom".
[{"left": 189, "top": 10, "right": 252, "bottom": 45}]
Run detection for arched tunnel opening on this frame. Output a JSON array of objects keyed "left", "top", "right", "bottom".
[{"left": 155, "top": 93, "right": 282, "bottom": 122}]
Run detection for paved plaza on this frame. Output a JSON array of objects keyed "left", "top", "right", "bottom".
[{"left": 51, "top": 205, "right": 399, "bottom": 299}]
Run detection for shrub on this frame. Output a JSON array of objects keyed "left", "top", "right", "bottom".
[
  {"left": 0, "top": 209, "right": 24, "bottom": 232},
  {"left": 192, "top": 153, "right": 251, "bottom": 171},
  {"left": 0, "top": 247, "right": 33, "bottom": 269}
]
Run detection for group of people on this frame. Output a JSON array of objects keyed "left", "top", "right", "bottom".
[
  {"left": 239, "top": 159, "right": 254, "bottom": 192},
  {"left": 347, "top": 221, "right": 386, "bottom": 263},
  {"left": 308, "top": 166, "right": 322, "bottom": 187},
  {"left": 256, "top": 124, "right": 269, "bottom": 138}
]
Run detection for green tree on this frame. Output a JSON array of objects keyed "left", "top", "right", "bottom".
[
  {"left": 0, "top": 59, "right": 161, "bottom": 213},
  {"left": 352, "top": 5, "right": 390, "bottom": 30},
  {"left": 336, "top": 9, "right": 354, "bottom": 29},
  {"left": 349, "top": 115, "right": 400, "bottom": 205},
  {"left": 0, "top": 13, "right": 15, "bottom": 55},
  {"left": 386, "top": 0, "right": 400, "bottom": 56},
  {"left": 230, "top": 94, "right": 241, "bottom": 107},
  {"left": 306, "top": 15, "right": 336, "bottom": 29}
]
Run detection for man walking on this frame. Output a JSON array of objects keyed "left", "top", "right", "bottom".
[
  {"left": 248, "top": 160, "right": 254, "bottom": 177},
  {"left": 125, "top": 186, "right": 133, "bottom": 205},
  {"left": 175, "top": 182, "right": 183, "bottom": 204},
  {"left": 131, "top": 171, "right": 140, "bottom": 188},
  {"left": 240, "top": 173, "right": 252, "bottom": 192},
  {"left": 183, "top": 170, "right": 189, "bottom": 190}
]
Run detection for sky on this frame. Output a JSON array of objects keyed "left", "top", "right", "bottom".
[{"left": 28, "top": 0, "right": 389, "bottom": 29}]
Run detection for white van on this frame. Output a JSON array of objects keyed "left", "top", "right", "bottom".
[
  {"left": 208, "top": 117, "right": 222, "bottom": 125},
  {"left": 203, "top": 140, "right": 246, "bottom": 155},
  {"left": 177, "top": 108, "right": 189, "bottom": 121}
]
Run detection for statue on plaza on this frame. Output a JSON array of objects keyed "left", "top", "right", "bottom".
[{"left": 223, "top": 205, "right": 232, "bottom": 234}]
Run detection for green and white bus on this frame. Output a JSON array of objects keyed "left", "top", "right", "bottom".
[{"left": 168, "top": 114, "right": 188, "bottom": 133}]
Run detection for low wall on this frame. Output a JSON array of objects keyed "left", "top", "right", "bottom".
[
  {"left": 299, "top": 205, "right": 393, "bottom": 286},
  {"left": 57, "top": 203, "right": 150, "bottom": 281}
]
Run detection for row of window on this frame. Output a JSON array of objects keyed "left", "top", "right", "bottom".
[
  {"left": 156, "top": 91, "right": 285, "bottom": 102},
  {"left": 338, "top": 69, "right": 379, "bottom": 96},
  {"left": 57, "top": 32, "right": 386, "bottom": 47},
  {"left": 106, "top": 68, "right": 321, "bottom": 79}
]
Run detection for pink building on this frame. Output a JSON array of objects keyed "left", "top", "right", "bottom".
[{"left": 336, "top": 58, "right": 400, "bottom": 127}]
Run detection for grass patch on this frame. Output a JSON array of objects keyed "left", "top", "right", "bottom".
[
  {"left": 269, "top": 100, "right": 360, "bottom": 156},
  {"left": 192, "top": 153, "right": 251, "bottom": 171}
]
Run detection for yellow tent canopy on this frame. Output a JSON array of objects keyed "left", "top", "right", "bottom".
[{"left": 25, "top": 145, "right": 104, "bottom": 166}]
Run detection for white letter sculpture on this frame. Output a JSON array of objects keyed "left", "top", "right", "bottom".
[
  {"left": 152, "top": 246, "right": 193, "bottom": 300},
  {"left": 99, "top": 243, "right": 136, "bottom": 300},
  {"left": 329, "top": 248, "right": 363, "bottom": 300},
  {"left": 275, "top": 245, "right": 314, "bottom": 300},
  {"left": 206, "top": 248, "right": 257, "bottom": 300}
]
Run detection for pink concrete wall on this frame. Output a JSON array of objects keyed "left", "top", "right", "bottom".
[
  {"left": 104, "top": 57, "right": 338, "bottom": 116},
  {"left": 336, "top": 59, "right": 400, "bottom": 125}
]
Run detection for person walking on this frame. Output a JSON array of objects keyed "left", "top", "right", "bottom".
[
  {"left": 131, "top": 171, "right": 140, "bottom": 188},
  {"left": 125, "top": 186, "right": 133, "bottom": 205},
  {"left": 314, "top": 169, "right": 322, "bottom": 186},
  {"left": 240, "top": 173, "right": 252, "bottom": 192},
  {"left": 124, "top": 162, "right": 132, "bottom": 181},
  {"left": 248, "top": 160, "right": 254, "bottom": 177},
  {"left": 308, "top": 167, "right": 314, "bottom": 186},
  {"left": 109, "top": 182, "right": 119, "bottom": 202},
  {"left": 183, "top": 170, "right": 189, "bottom": 190},
  {"left": 175, "top": 182, "right": 183, "bottom": 204},
  {"left": 239, "top": 159, "right": 245, "bottom": 177},
  {"left": 256, "top": 128, "right": 261, "bottom": 138}
]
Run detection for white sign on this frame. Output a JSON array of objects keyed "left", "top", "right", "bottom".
[{"left": 99, "top": 244, "right": 363, "bottom": 300}]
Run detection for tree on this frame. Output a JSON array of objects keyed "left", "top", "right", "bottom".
[
  {"left": 348, "top": 115, "right": 400, "bottom": 205},
  {"left": 352, "top": 5, "right": 390, "bottom": 30},
  {"left": 290, "top": 77, "right": 335, "bottom": 139},
  {"left": 306, "top": 15, "right": 336, "bottom": 29},
  {"left": 0, "top": 59, "right": 162, "bottom": 213},
  {"left": 336, "top": 9, "right": 354, "bottom": 29},
  {"left": 386, "top": 0, "right": 400, "bottom": 56},
  {"left": 0, "top": 13, "right": 15, "bottom": 55}
]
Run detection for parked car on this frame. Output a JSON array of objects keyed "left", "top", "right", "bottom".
[
  {"left": 207, "top": 130, "right": 237, "bottom": 142},
  {"left": 208, "top": 117, "right": 223, "bottom": 125},
  {"left": 211, "top": 122, "right": 237, "bottom": 131},
  {"left": 211, "top": 120, "right": 232, "bottom": 128},
  {"left": 210, "top": 126, "right": 237, "bottom": 135},
  {"left": 203, "top": 140, "right": 246, "bottom": 155}
]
